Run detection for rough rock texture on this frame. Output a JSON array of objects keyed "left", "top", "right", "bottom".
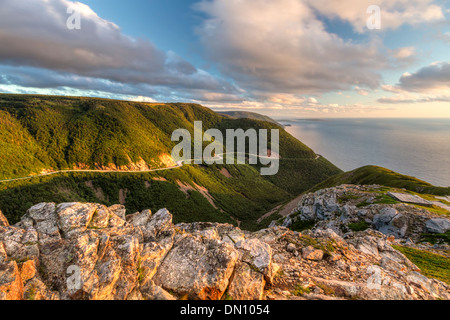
[
  {"left": 276, "top": 185, "right": 450, "bottom": 242},
  {"left": 0, "top": 202, "right": 449, "bottom": 300},
  {"left": 0, "top": 210, "right": 8, "bottom": 227},
  {"left": 425, "top": 219, "right": 450, "bottom": 234}
]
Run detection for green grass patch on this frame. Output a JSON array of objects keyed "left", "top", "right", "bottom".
[
  {"left": 292, "top": 285, "right": 311, "bottom": 296},
  {"left": 420, "top": 231, "right": 450, "bottom": 245},
  {"left": 309, "top": 166, "right": 450, "bottom": 196},
  {"left": 337, "top": 193, "right": 360, "bottom": 204},
  {"left": 374, "top": 194, "right": 400, "bottom": 205},
  {"left": 393, "top": 245, "right": 450, "bottom": 285},
  {"left": 290, "top": 219, "right": 316, "bottom": 232},
  {"left": 348, "top": 220, "right": 370, "bottom": 232},
  {"left": 412, "top": 204, "right": 450, "bottom": 217},
  {"left": 356, "top": 200, "right": 371, "bottom": 208}
]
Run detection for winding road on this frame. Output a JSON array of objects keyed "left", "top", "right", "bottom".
[{"left": 0, "top": 152, "right": 310, "bottom": 184}]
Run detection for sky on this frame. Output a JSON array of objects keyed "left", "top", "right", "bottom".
[{"left": 0, "top": 0, "right": 449, "bottom": 118}]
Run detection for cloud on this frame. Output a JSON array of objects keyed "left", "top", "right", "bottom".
[
  {"left": 306, "top": 0, "right": 445, "bottom": 32},
  {"left": 194, "top": 0, "right": 388, "bottom": 96},
  {"left": 397, "top": 62, "right": 450, "bottom": 93},
  {"left": 379, "top": 62, "right": 450, "bottom": 104},
  {"left": 0, "top": 0, "right": 237, "bottom": 97},
  {"left": 378, "top": 95, "right": 450, "bottom": 104}
]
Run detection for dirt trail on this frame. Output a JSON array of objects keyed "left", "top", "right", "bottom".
[{"left": 257, "top": 194, "right": 304, "bottom": 223}]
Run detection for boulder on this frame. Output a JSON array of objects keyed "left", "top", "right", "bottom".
[
  {"left": 126, "top": 209, "right": 152, "bottom": 227},
  {"left": 302, "top": 246, "right": 324, "bottom": 261},
  {"left": 235, "top": 238, "right": 274, "bottom": 283},
  {"left": 26, "top": 203, "right": 59, "bottom": 237},
  {"left": 0, "top": 261, "right": 23, "bottom": 300},
  {"left": 140, "top": 280, "right": 176, "bottom": 300},
  {"left": 56, "top": 203, "right": 98, "bottom": 237},
  {"left": 373, "top": 208, "right": 403, "bottom": 237},
  {"left": 88, "top": 205, "right": 111, "bottom": 229},
  {"left": 227, "top": 262, "right": 265, "bottom": 300},
  {"left": 153, "top": 234, "right": 238, "bottom": 300},
  {"left": 425, "top": 218, "right": 450, "bottom": 234},
  {"left": 142, "top": 209, "right": 173, "bottom": 242}
]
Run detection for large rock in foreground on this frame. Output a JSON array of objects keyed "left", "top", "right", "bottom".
[{"left": 0, "top": 202, "right": 449, "bottom": 300}]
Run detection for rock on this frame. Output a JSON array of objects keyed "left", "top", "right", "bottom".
[
  {"left": 380, "top": 257, "right": 406, "bottom": 273},
  {"left": 140, "top": 280, "right": 176, "bottom": 300},
  {"left": 88, "top": 205, "right": 111, "bottom": 229},
  {"left": 56, "top": 203, "right": 98, "bottom": 237},
  {"left": 0, "top": 210, "right": 8, "bottom": 227},
  {"left": 23, "top": 277, "right": 59, "bottom": 300},
  {"left": 110, "top": 234, "right": 140, "bottom": 300},
  {"left": 139, "top": 241, "right": 170, "bottom": 283},
  {"left": 1, "top": 201, "right": 449, "bottom": 301},
  {"left": 26, "top": 203, "right": 60, "bottom": 237},
  {"left": 373, "top": 208, "right": 400, "bottom": 236},
  {"left": 236, "top": 238, "right": 274, "bottom": 283},
  {"left": 109, "top": 204, "right": 127, "bottom": 221},
  {"left": 0, "top": 261, "right": 23, "bottom": 300},
  {"left": 142, "top": 209, "right": 173, "bottom": 242},
  {"left": 276, "top": 185, "right": 443, "bottom": 243},
  {"left": 302, "top": 246, "right": 324, "bottom": 261},
  {"left": 19, "top": 260, "right": 36, "bottom": 282},
  {"left": 0, "top": 227, "right": 39, "bottom": 262},
  {"left": 425, "top": 218, "right": 450, "bottom": 234},
  {"left": 286, "top": 243, "right": 296, "bottom": 253},
  {"left": 153, "top": 234, "right": 238, "bottom": 300},
  {"left": 0, "top": 243, "right": 6, "bottom": 264},
  {"left": 126, "top": 209, "right": 152, "bottom": 227},
  {"left": 387, "top": 192, "right": 433, "bottom": 207},
  {"left": 227, "top": 262, "right": 265, "bottom": 300}
]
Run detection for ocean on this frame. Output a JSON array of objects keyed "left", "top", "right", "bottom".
[{"left": 279, "top": 118, "right": 450, "bottom": 187}]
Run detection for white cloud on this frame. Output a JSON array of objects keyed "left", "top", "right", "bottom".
[
  {"left": 194, "top": 0, "right": 388, "bottom": 96},
  {"left": 306, "top": 0, "right": 445, "bottom": 32},
  {"left": 0, "top": 0, "right": 238, "bottom": 97},
  {"left": 379, "top": 62, "right": 450, "bottom": 104},
  {"left": 398, "top": 62, "right": 450, "bottom": 93}
]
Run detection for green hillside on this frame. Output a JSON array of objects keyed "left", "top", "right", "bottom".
[
  {"left": 309, "top": 165, "right": 450, "bottom": 196},
  {"left": 218, "top": 111, "right": 282, "bottom": 126},
  {"left": 0, "top": 94, "right": 342, "bottom": 230}
]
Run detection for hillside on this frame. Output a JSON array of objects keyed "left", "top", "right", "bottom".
[
  {"left": 0, "top": 94, "right": 342, "bottom": 230},
  {"left": 218, "top": 111, "right": 282, "bottom": 127},
  {"left": 309, "top": 166, "right": 450, "bottom": 196}
]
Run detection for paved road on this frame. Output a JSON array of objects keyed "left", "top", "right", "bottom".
[{"left": 0, "top": 152, "right": 306, "bottom": 184}]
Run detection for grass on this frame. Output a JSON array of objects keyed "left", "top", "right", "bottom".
[
  {"left": 292, "top": 284, "right": 311, "bottom": 296},
  {"left": 290, "top": 219, "right": 316, "bottom": 232},
  {"left": 299, "top": 235, "right": 336, "bottom": 256},
  {"left": 309, "top": 166, "right": 450, "bottom": 196},
  {"left": 373, "top": 194, "right": 400, "bottom": 205},
  {"left": 338, "top": 193, "right": 360, "bottom": 204},
  {"left": 393, "top": 245, "right": 450, "bottom": 285},
  {"left": 348, "top": 220, "right": 370, "bottom": 232},
  {"left": 412, "top": 204, "right": 450, "bottom": 217},
  {"left": 316, "top": 283, "right": 336, "bottom": 296},
  {"left": 356, "top": 200, "right": 371, "bottom": 208},
  {"left": 420, "top": 231, "right": 450, "bottom": 245}
]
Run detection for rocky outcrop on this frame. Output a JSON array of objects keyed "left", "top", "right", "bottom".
[
  {"left": 276, "top": 185, "right": 450, "bottom": 242},
  {"left": 0, "top": 201, "right": 449, "bottom": 300},
  {"left": 0, "top": 210, "right": 8, "bottom": 227}
]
